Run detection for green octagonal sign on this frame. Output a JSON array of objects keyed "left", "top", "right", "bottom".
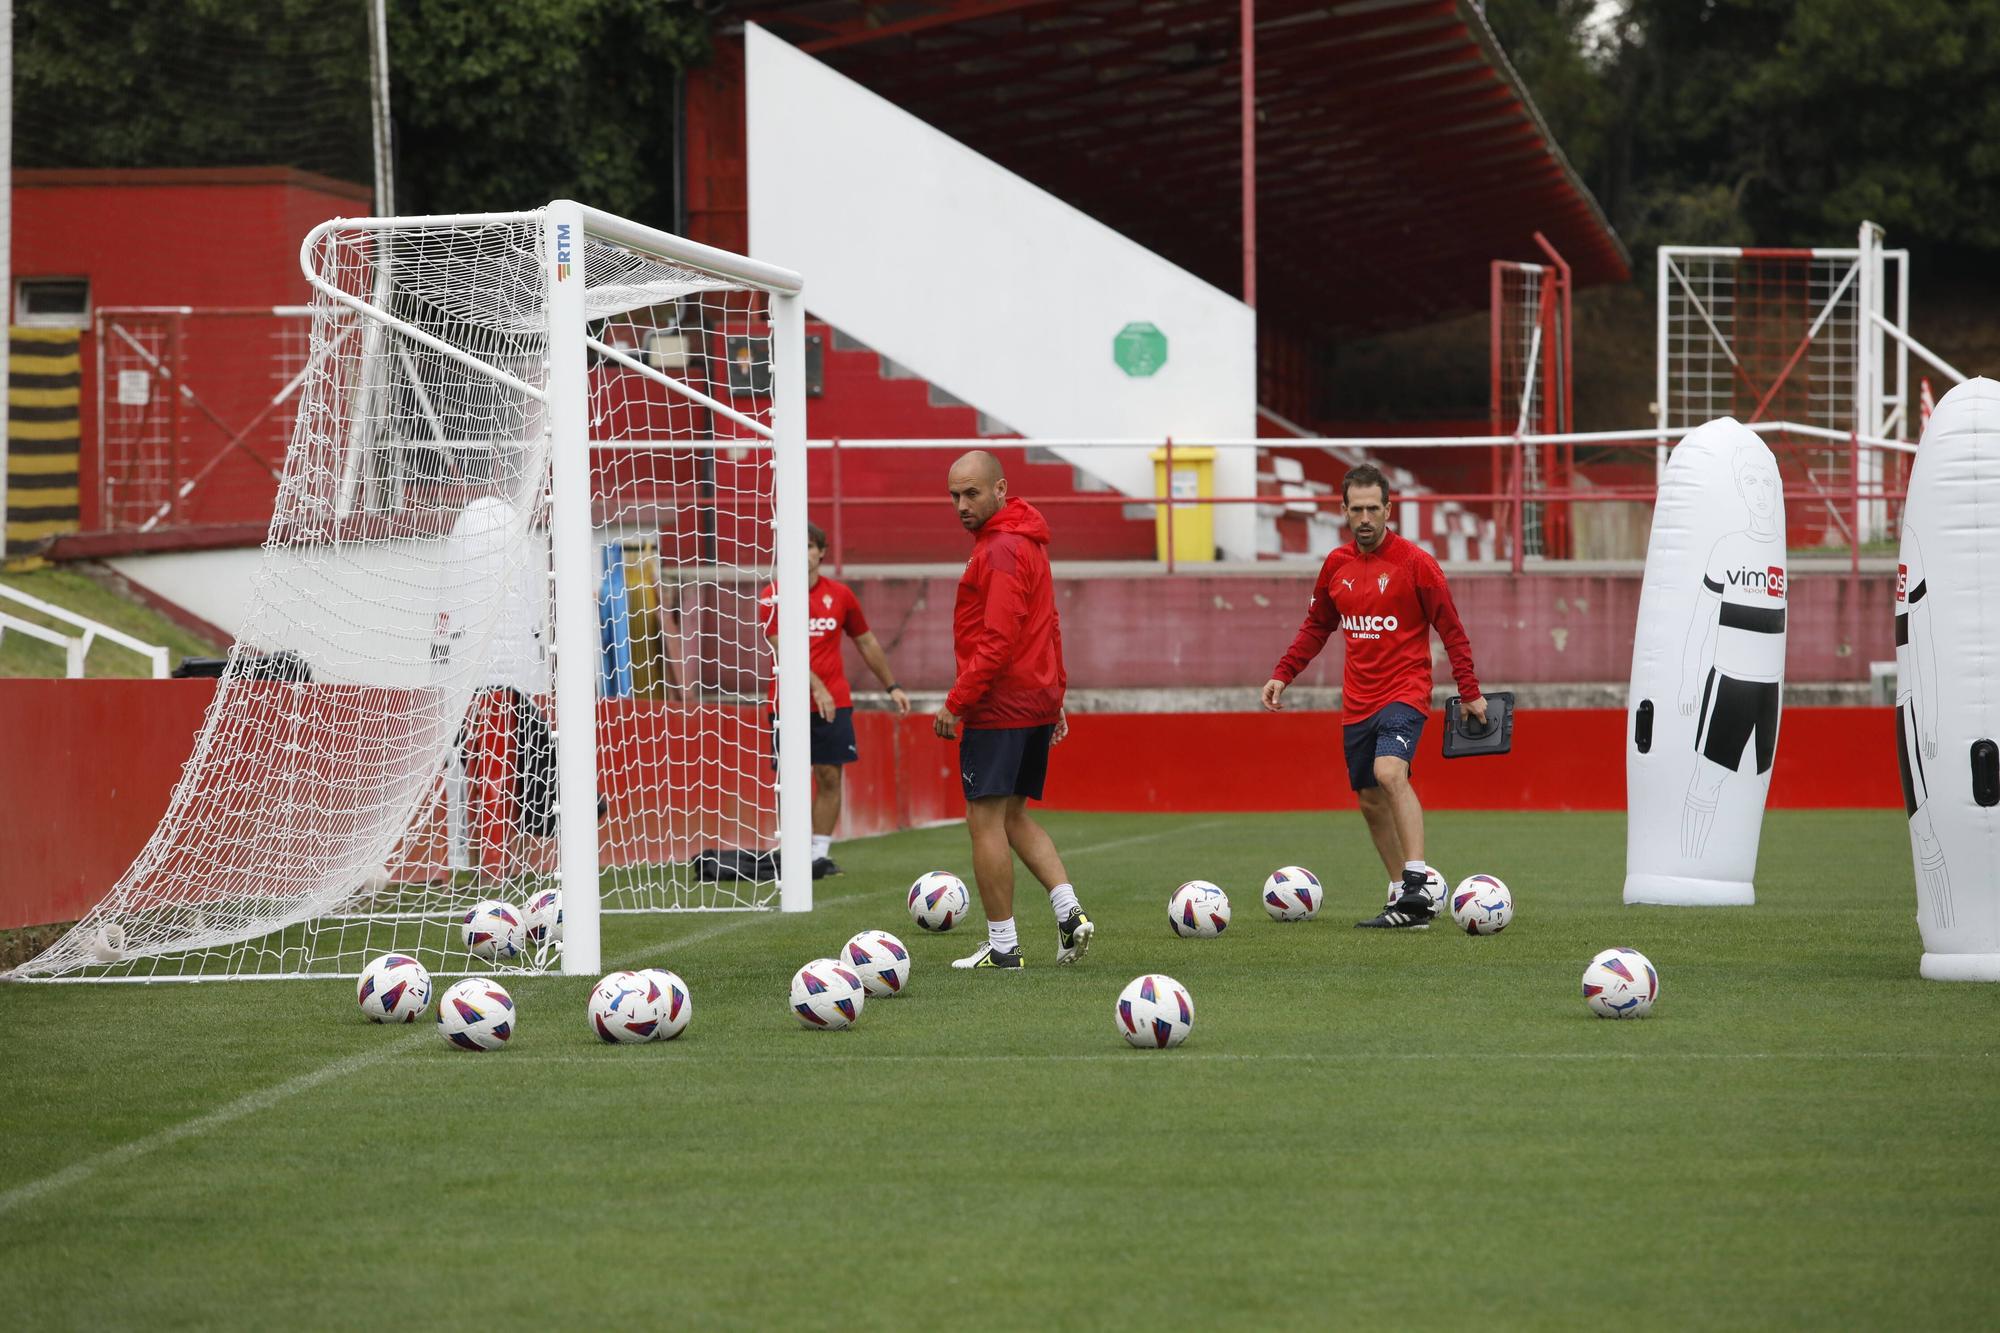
[{"left": 1113, "top": 321, "right": 1168, "bottom": 377}]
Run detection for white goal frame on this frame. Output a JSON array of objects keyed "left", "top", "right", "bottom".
[
  {"left": 10, "top": 202, "right": 811, "bottom": 983},
  {"left": 1656, "top": 221, "right": 1966, "bottom": 543}
]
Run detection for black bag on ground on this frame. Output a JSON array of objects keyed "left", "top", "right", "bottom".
[{"left": 692, "top": 848, "right": 780, "bottom": 881}]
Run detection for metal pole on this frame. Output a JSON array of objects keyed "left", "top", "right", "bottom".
[
  {"left": 772, "top": 290, "right": 812, "bottom": 912},
  {"left": 1511, "top": 439, "right": 1525, "bottom": 575},
  {"left": 1239, "top": 0, "right": 1256, "bottom": 309},
  {"left": 368, "top": 0, "right": 395, "bottom": 215},
  {"left": 1655, "top": 246, "right": 1671, "bottom": 482},
  {"left": 1850, "top": 431, "right": 1861, "bottom": 577},
  {"left": 0, "top": 0, "right": 11, "bottom": 557},
  {"left": 1164, "top": 434, "right": 1176, "bottom": 575},
  {"left": 544, "top": 201, "right": 601, "bottom": 974},
  {"left": 830, "top": 436, "right": 843, "bottom": 574}
]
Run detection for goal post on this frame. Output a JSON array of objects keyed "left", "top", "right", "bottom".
[
  {"left": 1654, "top": 221, "right": 1950, "bottom": 544},
  {"left": 8, "top": 202, "right": 810, "bottom": 983}
]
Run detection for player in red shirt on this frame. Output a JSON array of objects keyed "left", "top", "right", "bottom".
[
  {"left": 1260, "top": 464, "right": 1486, "bottom": 929},
  {"left": 934, "top": 450, "right": 1094, "bottom": 971},
  {"left": 760, "top": 522, "right": 911, "bottom": 879}
]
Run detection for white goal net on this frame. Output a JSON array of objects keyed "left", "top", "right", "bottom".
[{"left": 10, "top": 203, "right": 809, "bottom": 982}]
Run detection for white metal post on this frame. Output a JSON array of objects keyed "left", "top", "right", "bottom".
[
  {"left": 1654, "top": 246, "right": 1671, "bottom": 480},
  {"left": 771, "top": 289, "right": 812, "bottom": 912},
  {"left": 544, "top": 201, "right": 601, "bottom": 972},
  {"left": 1855, "top": 221, "right": 1882, "bottom": 541}
]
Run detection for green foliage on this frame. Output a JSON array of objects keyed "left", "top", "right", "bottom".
[
  {"left": 1489, "top": 0, "right": 2000, "bottom": 255},
  {"left": 3, "top": 809, "right": 1997, "bottom": 1324},
  {"left": 387, "top": 0, "right": 708, "bottom": 226},
  {"left": 15, "top": 0, "right": 710, "bottom": 227},
  {"left": 16, "top": 0, "right": 373, "bottom": 181}
]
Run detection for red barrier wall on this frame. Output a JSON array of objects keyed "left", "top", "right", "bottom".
[
  {"left": 0, "top": 680, "right": 214, "bottom": 929},
  {"left": 0, "top": 681, "right": 1903, "bottom": 929}
]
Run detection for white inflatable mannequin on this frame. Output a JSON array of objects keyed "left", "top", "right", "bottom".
[
  {"left": 1900, "top": 377, "right": 2000, "bottom": 981},
  {"left": 1625, "top": 418, "right": 1787, "bottom": 906}
]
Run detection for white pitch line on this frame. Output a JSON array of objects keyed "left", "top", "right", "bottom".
[
  {"left": 623, "top": 890, "right": 870, "bottom": 967},
  {"left": 1064, "top": 818, "right": 1229, "bottom": 858},
  {"left": 0, "top": 1028, "right": 431, "bottom": 1218},
  {"left": 499, "top": 1049, "right": 1999, "bottom": 1067},
  {"left": 0, "top": 895, "right": 866, "bottom": 1217}
]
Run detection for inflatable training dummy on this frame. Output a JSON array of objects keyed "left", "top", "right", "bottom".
[
  {"left": 1898, "top": 377, "right": 2000, "bottom": 981},
  {"left": 1625, "top": 418, "right": 1786, "bottom": 906}
]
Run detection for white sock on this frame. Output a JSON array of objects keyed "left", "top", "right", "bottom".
[
  {"left": 989, "top": 916, "right": 1018, "bottom": 954},
  {"left": 811, "top": 835, "right": 831, "bottom": 859},
  {"left": 1049, "top": 883, "right": 1081, "bottom": 919}
]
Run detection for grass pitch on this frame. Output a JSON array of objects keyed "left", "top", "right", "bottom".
[{"left": 2, "top": 809, "right": 1996, "bottom": 1329}]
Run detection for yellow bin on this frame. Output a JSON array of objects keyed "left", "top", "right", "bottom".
[{"left": 1151, "top": 445, "right": 1216, "bottom": 563}]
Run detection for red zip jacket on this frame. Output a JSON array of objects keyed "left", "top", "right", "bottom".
[
  {"left": 1270, "top": 529, "right": 1481, "bottom": 723},
  {"left": 946, "top": 498, "right": 1066, "bottom": 727}
]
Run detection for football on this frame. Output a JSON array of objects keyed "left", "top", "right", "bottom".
[
  {"left": 1582, "top": 947, "right": 1660, "bottom": 1019},
  {"left": 461, "top": 899, "right": 525, "bottom": 963},
  {"left": 1114, "top": 973, "right": 1194, "bottom": 1050},
  {"left": 843, "top": 929, "right": 912, "bottom": 997},
  {"left": 639, "top": 968, "right": 692, "bottom": 1040},
  {"left": 436, "top": 978, "right": 516, "bottom": 1050},
  {"left": 791, "top": 957, "right": 866, "bottom": 1030},
  {"left": 907, "top": 871, "right": 970, "bottom": 932},
  {"left": 1167, "top": 880, "right": 1231, "bottom": 938},
  {"left": 1262, "top": 865, "right": 1322, "bottom": 921},
  {"left": 522, "top": 888, "right": 563, "bottom": 957},
  {"left": 1449, "top": 874, "right": 1515, "bottom": 936},
  {"left": 1385, "top": 865, "right": 1448, "bottom": 912},
  {"left": 589, "top": 969, "right": 668, "bottom": 1044},
  {"left": 355, "top": 953, "right": 432, "bottom": 1023}
]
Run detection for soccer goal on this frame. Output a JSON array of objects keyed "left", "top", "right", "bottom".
[
  {"left": 1655, "top": 221, "right": 1948, "bottom": 544},
  {"left": 1491, "top": 237, "right": 1573, "bottom": 559},
  {"left": 9, "top": 202, "right": 811, "bottom": 983}
]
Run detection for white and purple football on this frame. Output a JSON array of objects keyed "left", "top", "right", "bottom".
[
  {"left": 1262, "top": 866, "right": 1322, "bottom": 922},
  {"left": 1449, "top": 874, "right": 1515, "bottom": 936},
  {"left": 1167, "top": 881, "right": 1231, "bottom": 938},
  {"left": 790, "top": 957, "right": 866, "bottom": 1030},
  {"left": 356, "top": 953, "right": 432, "bottom": 1023},
  {"left": 843, "top": 930, "right": 912, "bottom": 997},
  {"left": 907, "top": 871, "right": 970, "bottom": 933}
]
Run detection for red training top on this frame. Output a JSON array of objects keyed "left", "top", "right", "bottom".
[
  {"left": 759, "top": 575, "right": 869, "bottom": 709},
  {"left": 947, "top": 497, "right": 1066, "bottom": 728},
  {"left": 1270, "top": 529, "right": 1481, "bottom": 723}
]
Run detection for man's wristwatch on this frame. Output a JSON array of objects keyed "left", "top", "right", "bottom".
[{"left": 885, "top": 683, "right": 902, "bottom": 694}]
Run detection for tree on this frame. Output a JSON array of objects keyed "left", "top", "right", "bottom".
[
  {"left": 15, "top": 0, "right": 712, "bottom": 229},
  {"left": 387, "top": 0, "right": 709, "bottom": 227}
]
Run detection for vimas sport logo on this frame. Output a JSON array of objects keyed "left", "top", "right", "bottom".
[
  {"left": 1340, "top": 613, "right": 1400, "bottom": 639},
  {"left": 1725, "top": 565, "right": 1786, "bottom": 598},
  {"left": 555, "top": 222, "right": 573, "bottom": 281}
]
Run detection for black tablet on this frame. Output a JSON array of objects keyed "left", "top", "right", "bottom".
[{"left": 1442, "top": 691, "right": 1514, "bottom": 758}]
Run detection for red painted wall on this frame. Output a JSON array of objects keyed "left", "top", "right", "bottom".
[
  {"left": 0, "top": 679, "right": 1902, "bottom": 930},
  {"left": 16, "top": 168, "right": 373, "bottom": 531},
  {"left": 824, "top": 569, "right": 1896, "bottom": 692}
]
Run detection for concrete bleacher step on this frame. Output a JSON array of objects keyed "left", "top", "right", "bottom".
[{"left": 808, "top": 320, "right": 1154, "bottom": 561}]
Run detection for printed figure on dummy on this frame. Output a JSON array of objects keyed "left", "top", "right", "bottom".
[
  {"left": 1896, "top": 376, "right": 2000, "bottom": 982},
  {"left": 1894, "top": 532, "right": 1951, "bottom": 930},
  {"left": 1676, "top": 447, "right": 1786, "bottom": 858}
]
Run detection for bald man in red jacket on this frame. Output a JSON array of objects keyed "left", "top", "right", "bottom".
[{"left": 934, "top": 450, "right": 1094, "bottom": 971}]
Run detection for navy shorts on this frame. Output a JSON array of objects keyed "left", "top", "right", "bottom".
[
  {"left": 960, "top": 723, "right": 1055, "bottom": 802},
  {"left": 1343, "top": 702, "right": 1426, "bottom": 791},
  {"left": 769, "top": 707, "right": 859, "bottom": 767}
]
